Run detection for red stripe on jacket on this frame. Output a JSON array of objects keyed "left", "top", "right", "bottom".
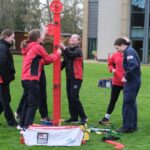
[
  {"left": 0, "top": 76, "right": 3, "bottom": 83},
  {"left": 73, "top": 57, "right": 83, "bottom": 80},
  {"left": 108, "top": 51, "right": 124, "bottom": 86}
]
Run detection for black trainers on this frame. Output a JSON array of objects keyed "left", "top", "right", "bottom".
[
  {"left": 99, "top": 117, "right": 109, "bottom": 125},
  {"left": 64, "top": 118, "right": 79, "bottom": 123},
  {"left": 80, "top": 118, "right": 88, "bottom": 125},
  {"left": 116, "top": 127, "right": 134, "bottom": 133},
  {"left": 8, "top": 121, "right": 18, "bottom": 127}
]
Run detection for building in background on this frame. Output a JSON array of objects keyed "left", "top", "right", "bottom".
[{"left": 82, "top": 0, "right": 150, "bottom": 63}]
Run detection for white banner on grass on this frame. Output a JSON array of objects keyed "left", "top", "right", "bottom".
[{"left": 21, "top": 125, "right": 83, "bottom": 146}]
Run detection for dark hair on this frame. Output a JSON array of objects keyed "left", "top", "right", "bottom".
[
  {"left": 20, "top": 29, "right": 41, "bottom": 48},
  {"left": 114, "top": 38, "right": 131, "bottom": 46},
  {"left": 0, "top": 29, "right": 14, "bottom": 39},
  {"left": 28, "top": 29, "right": 41, "bottom": 42}
]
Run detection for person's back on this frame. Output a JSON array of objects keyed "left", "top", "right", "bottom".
[
  {"left": 0, "top": 29, "right": 17, "bottom": 127},
  {"left": 108, "top": 51, "right": 124, "bottom": 86},
  {"left": 0, "top": 37, "right": 15, "bottom": 84},
  {"left": 123, "top": 47, "right": 141, "bottom": 81}
]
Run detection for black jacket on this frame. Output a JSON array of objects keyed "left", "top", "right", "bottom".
[
  {"left": 61, "top": 46, "right": 83, "bottom": 80},
  {"left": 0, "top": 39, "right": 15, "bottom": 84}
]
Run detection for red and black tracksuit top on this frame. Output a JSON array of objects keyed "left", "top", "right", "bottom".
[
  {"left": 61, "top": 46, "right": 83, "bottom": 80},
  {"left": 108, "top": 51, "right": 124, "bottom": 86},
  {"left": 0, "top": 39, "right": 15, "bottom": 84},
  {"left": 21, "top": 42, "right": 59, "bottom": 81}
]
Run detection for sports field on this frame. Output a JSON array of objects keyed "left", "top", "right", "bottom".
[{"left": 0, "top": 55, "right": 149, "bottom": 150}]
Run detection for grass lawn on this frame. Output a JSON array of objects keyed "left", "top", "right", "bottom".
[{"left": 0, "top": 55, "right": 150, "bottom": 150}]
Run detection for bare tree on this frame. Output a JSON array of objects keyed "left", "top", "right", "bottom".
[
  {"left": 39, "top": 0, "right": 83, "bottom": 33},
  {"left": 0, "top": 0, "right": 83, "bottom": 33}
]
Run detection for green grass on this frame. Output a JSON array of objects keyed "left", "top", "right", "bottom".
[{"left": 0, "top": 55, "right": 150, "bottom": 150}]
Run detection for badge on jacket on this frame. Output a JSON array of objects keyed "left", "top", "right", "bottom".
[{"left": 127, "top": 55, "right": 133, "bottom": 60}]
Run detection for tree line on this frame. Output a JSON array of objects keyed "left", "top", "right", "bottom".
[{"left": 0, "top": 0, "right": 83, "bottom": 34}]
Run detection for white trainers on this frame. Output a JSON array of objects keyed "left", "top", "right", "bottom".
[
  {"left": 14, "top": 112, "right": 20, "bottom": 120},
  {"left": 17, "top": 125, "right": 23, "bottom": 130}
]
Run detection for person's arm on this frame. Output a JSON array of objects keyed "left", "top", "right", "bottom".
[
  {"left": 108, "top": 54, "right": 115, "bottom": 73},
  {"left": 60, "top": 42, "right": 82, "bottom": 59},
  {"left": 64, "top": 47, "right": 82, "bottom": 60},
  {"left": 61, "top": 60, "right": 66, "bottom": 70},
  {"left": 38, "top": 45, "right": 61, "bottom": 64}
]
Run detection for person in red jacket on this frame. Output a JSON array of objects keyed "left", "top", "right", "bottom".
[
  {"left": 60, "top": 34, "right": 87, "bottom": 125},
  {"left": 99, "top": 39, "right": 131, "bottom": 125},
  {"left": 18, "top": 29, "right": 61, "bottom": 129}
]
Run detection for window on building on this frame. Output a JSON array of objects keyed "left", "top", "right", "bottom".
[
  {"left": 131, "top": 13, "right": 145, "bottom": 27},
  {"left": 131, "top": 0, "right": 145, "bottom": 12},
  {"left": 131, "top": 0, "right": 146, "bottom": 61},
  {"left": 88, "top": 38, "right": 97, "bottom": 59}
]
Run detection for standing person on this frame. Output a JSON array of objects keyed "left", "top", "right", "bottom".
[
  {"left": 114, "top": 38, "right": 141, "bottom": 133},
  {"left": 60, "top": 34, "right": 87, "bottom": 125},
  {"left": 99, "top": 38, "right": 131, "bottom": 125},
  {"left": 17, "top": 29, "right": 61, "bottom": 129},
  {"left": 15, "top": 31, "right": 50, "bottom": 122},
  {"left": 99, "top": 50, "right": 125, "bottom": 125},
  {"left": 0, "top": 29, "right": 18, "bottom": 127}
]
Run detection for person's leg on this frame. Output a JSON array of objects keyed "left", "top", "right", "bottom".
[
  {"left": 65, "top": 80, "right": 78, "bottom": 122},
  {"left": 123, "top": 78, "right": 142, "bottom": 130},
  {"left": 99, "top": 85, "right": 123, "bottom": 125},
  {"left": 18, "top": 81, "right": 29, "bottom": 128},
  {"left": 116, "top": 84, "right": 135, "bottom": 133},
  {"left": 1, "top": 83, "right": 17, "bottom": 126},
  {"left": 133, "top": 77, "right": 141, "bottom": 130},
  {"left": 24, "top": 80, "right": 39, "bottom": 128},
  {"left": 38, "top": 69, "right": 49, "bottom": 120},
  {"left": 71, "top": 79, "right": 87, "bottom": 122},
  {"left": 16, "top": 82, "right": 28, "bottom": 119},
  {"left": 0, "top": 84, "right": 3, "bottom": 114},
  {"left": 122, "top": 96, "right": 135, "bottom": 129},
  {"left": 106, "top": 85, "right": 123, "bottom": 115}
]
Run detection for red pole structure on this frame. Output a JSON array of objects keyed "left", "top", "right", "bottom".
[{"left": 49, "top": 0, "right": 63, "bottom": 125}]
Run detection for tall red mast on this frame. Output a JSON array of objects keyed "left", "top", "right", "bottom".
[{"left": 48, "top": 0, "right": 63, "bottom": 125}]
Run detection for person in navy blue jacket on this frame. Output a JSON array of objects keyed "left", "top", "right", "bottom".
[
  {"left": 114, "top": 38, "right": 141, "bottom": 133},
  {"left": 60, "top": 34, "right": 87, "bottom": 125}
]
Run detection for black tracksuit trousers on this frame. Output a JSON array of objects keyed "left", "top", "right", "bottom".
[
  {"left": 17, "top": 70, "right": 48, "bottom": 119},
  {"left": 66, "top": 79, "right": 87, "bottom": 120},
  {"left": 19, "top": 80, "right": 39, "bottom": 128},
  {"left": 106, "top": 85, "right": 123, "bottom": 114},
  {"left": 0, "top": 83, "right": 16, "bottom": 125}
]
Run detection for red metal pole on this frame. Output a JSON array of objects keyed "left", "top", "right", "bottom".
[{"left": 49, "top": 0, "right": 63, "bottom": 125}]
